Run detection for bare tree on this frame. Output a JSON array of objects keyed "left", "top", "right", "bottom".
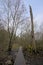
[
  {"left": 29, "top": 5, "right": 36, "bottom": 51},
  {"left": 8, "top": 0, "right": 27, "bottom": 54},
  {"left": 1, "top": 0, "right": 28, "bottom": 54}
]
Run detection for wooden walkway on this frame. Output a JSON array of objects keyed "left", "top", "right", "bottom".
[{"left": 14, "top": 46, "right": 26, "bottom": 65}]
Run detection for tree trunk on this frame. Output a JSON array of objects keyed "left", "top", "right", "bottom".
[
  {"left": 29, "top": 5, "right": 36, "bottom": 51},
  {"left": 8, "top": 35, "right": 12, "bottom": 55}
]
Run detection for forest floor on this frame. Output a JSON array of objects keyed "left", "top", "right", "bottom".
[
  {"left": 0, "top": 46, "right": 43, "bottom": 65},
  {"left": 23, "top": 48, "right": 43, "bottom": 65}
]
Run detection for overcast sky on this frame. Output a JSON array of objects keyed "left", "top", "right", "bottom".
[
  {"left": 0, "top": 0, "right": 43, "bottom": 24},
  {"left": 0, "top": 0, "right": 43, "bottom": 35},
  {"left": 24, "top": 0, "right": 43, "bottom": 25}
]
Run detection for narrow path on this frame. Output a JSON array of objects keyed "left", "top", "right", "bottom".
[{"left": 14, "top": 46, "right": 26, "bottom": 65}]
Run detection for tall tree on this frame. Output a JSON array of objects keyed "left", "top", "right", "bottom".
[
  {"left": 29, "top": 5, "right": 36, "bottom": 51},
  {"left": 1, "top": 0, "right": 27, "bottom": 54}
]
